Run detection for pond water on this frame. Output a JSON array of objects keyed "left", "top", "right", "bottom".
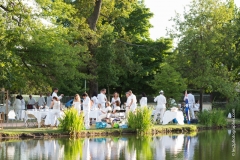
[{"left": 0, "top": 129, "right": 239, "bottom": 160}]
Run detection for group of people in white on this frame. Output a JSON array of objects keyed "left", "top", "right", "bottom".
[{"left": 10, "top": 87, "right": 200, "bottom": 128}]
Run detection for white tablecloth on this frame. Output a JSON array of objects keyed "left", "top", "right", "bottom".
[
  {"left": 0, "top": 105, "right": 14, "bottom": 114},
  {"left": 89, "top": 110, "right": 99, "bottom": 119},
  {"left": 162, "top": 111, "right": 184, "bottom": 125},
  {"left": 24, "top": 110, "right": 65, "bottom": 128}
]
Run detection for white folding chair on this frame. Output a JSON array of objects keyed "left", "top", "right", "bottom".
[
  {"left": 25, "top": 111, "right": 37, "bottom": 127},
  {"left": 7, "top": 110, "right": 17, "bottom": 127}
]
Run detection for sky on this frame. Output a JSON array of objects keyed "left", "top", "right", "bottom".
[{"left": 144, "top": 0, "right": 240, "bottom": 40}]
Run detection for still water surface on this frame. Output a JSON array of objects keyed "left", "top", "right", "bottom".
[{"left": 0, "top": 129, "right": 239, "bottom": 160}]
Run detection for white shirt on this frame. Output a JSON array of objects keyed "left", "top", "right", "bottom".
[
  {"left": 154, "top": 94, "right": 166, "bottom": 108},
  {"left": 28, "top": 98, "right": 36, "bottom": 105},
  {"left": 47, "top": 96, "right": 52, "bottom": 107},
  {"left": 83, "top": 97, "right": 90, "bottom": 111},
  {"left": 38, "top": 97, "right": 46, "bottom": 106},
  {"left": 140, "top": 97, "right": 147, "bottom": 107},
  {"left": 129, "top": 94, "right": 137, "bottom": 107},
  {"left": 126, "top": 96, "right": 131, "bottom": 107},
  {"left": 21, "top": 99, "right": 25, "bottom": 109},
  {"left": 194, "top": 103, "right": 200, "bottom": 109},
  {"left": 111, "top": 97, "right": 121, "bottom": 108},
  {"left": 97, "top": 93, "right": 106, "bottom": 104},
  {"left": 91, "top": 96, "right": 99, "bottom": 109},
  {"left": 187, "top": 93, "right": 195, "bottom": 104},
  {"left": 52, "top": 92, "right": 62, "bottom": 100},
  {"left": 13, "top": 99, "right": 22, "bottom": 110}
]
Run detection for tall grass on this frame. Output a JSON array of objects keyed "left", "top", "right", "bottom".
[
  {"left": 198, "top": 109, "right": 227, "bottom": 127},
  {"left": 127, "top": 107, "right": 153, "bottom": 134},
  {"left": 58, "top": 107, "right": 85, "bottom": 136}
]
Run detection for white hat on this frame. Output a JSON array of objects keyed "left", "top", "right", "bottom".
[{"left": 159, "top": 90, "right": 164, "bottom": 93}]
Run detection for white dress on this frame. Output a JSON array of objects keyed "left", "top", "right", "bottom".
[
  {"left": 91, "top": 96, "right": 99, "bottom": 110},
  {"left": 111, "top": 97, "right": 121, "bottom": 110},
  {"left": 140, "top": 97, "right": 147, "bottom": 107},
  {"left": 83, "top": 97, "right": 90, "bottom": 129},
  {"left": 51, "top": 100, "right": 61, "bottom": 126},
  {"left": 72, "top": 101, "right": 81, "bottom": 114}
]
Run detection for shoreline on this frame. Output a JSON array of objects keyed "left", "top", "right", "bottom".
[{"left": 0, "top": 123, "right": 239, "bottom": 139}]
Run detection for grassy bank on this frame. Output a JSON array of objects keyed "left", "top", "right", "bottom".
[{"left": 0, "top": 118, "right": 239, "bottom": 139}]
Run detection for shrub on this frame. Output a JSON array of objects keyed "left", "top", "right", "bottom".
[
  {"left": 198, "top": 109, "right": 227, "bottom": 127},
  {"left": 127, "top": 107, "right": 153, "bottom": 133},
  {"left": 225, "top": 98, "right": 240, "bottom": 118},
  {"left": 58, "top": 107, "right": 85, "bottom": 136}
]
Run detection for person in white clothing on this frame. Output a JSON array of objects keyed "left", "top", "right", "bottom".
[
  {"left": 97, "top": 89, "right": 107, "bottom": 109},
  {"left": 193, "top": 100, "right": 200, "bottom": 112},
  {"left": 82, "top": 93, "right": 91, "bottom": 129},
  {"left": 125, "top": 92, "right": 131, "bottom": 118},
  {"left": 128, "top": 90, "right": 137, "bottom": 112},
  {"left": 20, "top": 95, "right": 25, "bottom": 120},
  {"left": 91, "top": 91, "right": 99, "bottom": 110},
  {"left": 184, "top": 91, "right": 196, "bottom": 119},
  {"left": 50, "top": 96, "right": 61, "bottom": 127},
  {"left": 52, "top": 88, "right": 64, "bottom": 100},
  {"left": 111, "top": 92, "right": 121, "bottom": 110},
  {"left": 13, "top": 95, "right": 22, "bottom": 120},
  {"left": 72, "top": 94, "right": 81, "bottom": 114},
  {"left": 112, "top": 101, "right": 121, "bottom": 117},
  {"left": 46, "top": 93, "right": 52, "bottom": 108},
  {"left": 97, "top": 101, "right": 112, "bottom": 122},
  {"left": 37, "top": 93, "right": 46, "bottom": 108},
  {"left": 27, "top": 95, "right": 36, "bottom": 109},
  {"left": 154, "top": 90, "right": 166, "bottom": 124},
  {"left": 140, "top": 92, "right": 148, "bottom": 108}
]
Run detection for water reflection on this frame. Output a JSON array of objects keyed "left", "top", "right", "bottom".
[{"left": 0, "top": 129, "right": 239, "bottom": 160}]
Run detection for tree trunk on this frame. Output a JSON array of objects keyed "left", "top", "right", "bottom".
[
  {"left": 87, "top": 0, "right": 102, "bottom": 31},
  {"left": 200, "top": 88, "right": 203, "bottom": 112},
  {"left": 86, "top": 0, "right": 102, "bottom": 96}
]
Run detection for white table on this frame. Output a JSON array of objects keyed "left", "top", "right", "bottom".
[
  {"left": 162, "top": 111, "right": 184, "bottom": 125},
  {"left": 24, "top": 110, "right": 49, "bottom": 128}
]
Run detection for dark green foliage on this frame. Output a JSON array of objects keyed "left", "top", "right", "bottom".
[{"left": 198, "top": 109, "right": 227, "bottom": 127}]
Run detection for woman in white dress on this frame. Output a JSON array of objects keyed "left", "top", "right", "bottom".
[
  {"left": 72, "top": 94, "right": 81, "bottom": 114},
  {"left": 91, "top": 91, "right": 99, "bottom": 110},
  {"left": 13, "top": 95, "right": 22, "bottom": 120},
  {"left": 111, "top": 92, "right": 121, "bottom": 110},
  {"left": 140, "top": 92, "right": 147, "bottom": 108},
  {"left": 50, "top": 96, "right": 61, "bottom": 127},
  {"left": 82, "top": 93, "right": 91, "bottom": 129}
]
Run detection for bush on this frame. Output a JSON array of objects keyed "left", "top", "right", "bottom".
[
  {"left": 198, "top": 109, "right": 227, "bottom": 127},
  {"left": 58, "top": 107, "right": 85, "bottom": 136},
  {"left": 225, "top": 98, "right": 240, "bottom": 118},
  {"left": 127, "top": 107, "right": 153, "bottom": 133}
]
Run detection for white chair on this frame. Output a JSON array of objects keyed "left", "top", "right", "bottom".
[
  {"left": 7, "top": 110, "right": 17, "bottom": 127},
  {"left": 25, "top": 111, "right": 37, "bottom": 127}
]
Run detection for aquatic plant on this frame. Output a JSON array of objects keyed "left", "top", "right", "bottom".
[
  {"left": 198, "top": 109, "right": 227, "bottom": 127},
  {"left": 127, "top": 106, "right": 153, "bottom": 134},
  {"left": 58, "top": 107, "right": 85, "bottom": 136}
]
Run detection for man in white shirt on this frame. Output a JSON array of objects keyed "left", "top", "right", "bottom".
[
  {"left": 37, "top": 93, "right": 46, "bottom": 108},
  {"left": 27, "top": 95, "right": 36, "bottom": 109},
  {"left": 128, "top": 90, "right": 137, "bottom": 112},
  {"left": 97, "top": 88, "right": 107, "bottom": 109},
  {"left": 187, "top": 91, "right": 196, "bottom": 119},
  {"left": 154, "top": 90, "right": 166, "bottom": 124},
  {"left": 46, "top": 92, "right": 52, "bottom": 107},
  {"left": 52, "top": 88, "right": 64, "bottom": 100}
]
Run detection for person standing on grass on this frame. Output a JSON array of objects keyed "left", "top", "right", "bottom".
[
  {"left": 52, "top": 88, "right": 64, "bottom": 100},
  {"left": 91, "top": 91, "right": 99, "bottom": 110},
  {"left": 184, "top": 91, "right": 195, "bottom": 119},
  {"left": 128, "top": 90, "right": 137, "bottom": 112},
  {"left": 111, "top": 92, "right": 121, "bottom": 110},
  {"left": 46, "top": 93, "right": 52, "bottom": 107},
  {"left": 37, "top": 93, "right": 46, "bottom": 108},
  {"left": 97, "top": 88, "right": 107, "bottom": 109},
  {"left": 72, "top": 94, "right": 81, "bottom": 114},
  {"left": 82, "top": 93, "right": 91, "bottom": 129},
  {"left": 154, "top": 90, "right": 166, "bottom": 124},
  {"left": 140, "top": 92, "right": 148, "bottom": 108},
  {"left": 50, "top": 96, "right": 61, "bottom": 127}
]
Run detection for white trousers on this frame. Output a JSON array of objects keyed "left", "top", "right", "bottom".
[
  {"left": 51, "top": 109, "right": 60, "bottom": 126},
  {"left": 83, "top": 110, "right": 90, "bottom": 129},
  {"left": 154, "top": 107, "right": 166, "bottom": 123},
  {"left": 189, "top": 103, "right": 195, "bottom": 119}
]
